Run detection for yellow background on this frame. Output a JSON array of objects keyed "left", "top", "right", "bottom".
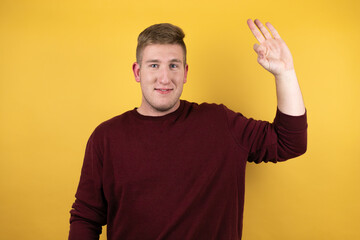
[{"left": 1, "top": 0, "right": 359, "bottom": 239}]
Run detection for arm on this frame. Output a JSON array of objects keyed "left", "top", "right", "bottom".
[
  {"left": 223, "top": 104, "right": 307, "bottom": 163},
  {"left": 223, "top": 21, "right": 307, "bottom": 163},
  {"left": 69, "top": 131, "right": 107, "bottom": 240},
  {"left": 247, "top": 19, "right": 305, "bottom": 116}
]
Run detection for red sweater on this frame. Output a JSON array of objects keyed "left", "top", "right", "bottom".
[{"left": 69, "top": 100, "right": 307, "bottom": 240}]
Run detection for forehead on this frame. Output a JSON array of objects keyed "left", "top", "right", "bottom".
[{"left": 142, "top": 44, "right": 184, "bottom": 62}]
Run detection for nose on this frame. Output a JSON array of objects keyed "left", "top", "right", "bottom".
[{"left": 158, "top": 68, "right": 171, "bottom": 85}]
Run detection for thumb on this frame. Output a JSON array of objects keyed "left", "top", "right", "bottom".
[
  {"left": 253, "top": 44, "right": 269, "bottom": 70},
  {"left": 257, "top": 55, "right": 268, "bottom": 68},
  {"left": 253, "top": 43, "right": 266, "bottom": 59}
]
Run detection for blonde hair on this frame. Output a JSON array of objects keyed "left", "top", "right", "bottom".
[{"left": 136, "top": 23, "right": 186, "bottom": 65}]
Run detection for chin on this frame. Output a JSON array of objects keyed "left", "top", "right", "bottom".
[
  {"left": 154, "top": 100, "right": 179, "bottom": 113},
  {"left": 154, "top": 104, "right": 176, "bottom": 112}
]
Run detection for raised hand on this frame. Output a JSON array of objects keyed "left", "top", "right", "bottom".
[{"left": 247, "top": 19, "right": 294, "bottom": 77}]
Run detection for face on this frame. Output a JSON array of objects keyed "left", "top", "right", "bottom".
[{"left": 132, "top": 44, "right": 188, "bottom": 116}]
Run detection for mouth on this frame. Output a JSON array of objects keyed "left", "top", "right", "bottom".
[{"left": 154, "top": 88, "right": 173, "bottom": 94}]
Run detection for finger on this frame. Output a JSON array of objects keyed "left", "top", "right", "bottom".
[
  {"left": 253, "top": 43, "right": 267, "bottom": 58},
  {"left": 265, "top": 22, "right": 281, "bottom": 39},
  {"left": 254, "top": 19, "right": 273, "bottom": 40},
  {"left": 247, "top": 19, "right": 265, "bottom": 43}
]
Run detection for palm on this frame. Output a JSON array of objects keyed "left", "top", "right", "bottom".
[{"left": 247, "top": 19, "right": 294, "bottom": 76}]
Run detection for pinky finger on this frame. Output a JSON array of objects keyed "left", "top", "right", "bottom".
[{"left": 266, "top": 22, "right": 281, "bottom": 39}]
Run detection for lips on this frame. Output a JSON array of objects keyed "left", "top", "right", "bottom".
[{"left": 154, "top": 88, "right": 173, "bottom": 94}]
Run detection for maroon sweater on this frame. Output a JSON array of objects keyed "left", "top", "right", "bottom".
[{"left": 69, "top": 100, "right": 307, "bottom": 240}]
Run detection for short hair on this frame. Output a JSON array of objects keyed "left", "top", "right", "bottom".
[{"left": 136, "top": 23, "right": 187, "bottom": 65}]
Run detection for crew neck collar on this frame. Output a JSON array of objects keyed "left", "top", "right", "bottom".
[{"left": 131, "top": 100, "right": 186, "bottom": 121}]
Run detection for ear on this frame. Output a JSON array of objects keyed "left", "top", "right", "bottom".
[
  {"left": 132, "top": 62, "right": 141, "bottom": 82},
  {"left": 183, "top": 64, "right": 189, "bottom": 84}
]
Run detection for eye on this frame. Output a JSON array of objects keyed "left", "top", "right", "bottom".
[
  {"left": 170, "top": 64, "right": 178, "bottom": 69},
  {"left": 150, "top": 64, "right": 158, "bottom": 68}
]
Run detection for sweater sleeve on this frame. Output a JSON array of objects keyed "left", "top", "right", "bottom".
[
  {"left": 223, "top": 106, "right": 307, "bottom": 163},
  {"left": 69, "top": 129, "right": 107, "bottom": 240}
]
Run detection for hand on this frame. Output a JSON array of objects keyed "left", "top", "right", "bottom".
[{"left": 247, "top": 19, "right": 294, "bottom": 77}]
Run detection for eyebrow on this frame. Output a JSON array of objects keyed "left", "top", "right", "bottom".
[
  {"left": 145, "top": 59, "right": 160, "bottom": 63},
  {"left": 144, "top": 59, "right": 183, "bottom": 64},
  {"left": 169, "top": 59, "right": 182, "bottom": 63}
]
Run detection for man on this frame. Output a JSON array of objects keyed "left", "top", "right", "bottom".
[{"left": 69, "top": 19, "right": 307, "bottom": 239}]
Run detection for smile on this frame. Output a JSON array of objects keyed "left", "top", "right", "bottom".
[{"left": 155, "top": 88, "right": 173, "bottom": 94}]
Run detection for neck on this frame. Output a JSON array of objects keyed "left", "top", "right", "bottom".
[{"left": 137, "top": 100, "right": 181, "bottom": 117}]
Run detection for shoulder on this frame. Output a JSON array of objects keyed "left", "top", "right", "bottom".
[
  {"left": 180, "top": 101, "right": 242, "bottom": 128},
  {"left": 186, "top": 101, "right": 244, "bottom": 119},
  {"left": 89, "top": 109, "right": 135, "bottom": 139},
  {"left": 183, "top": 100, "right": 226, "bottom": 114}
]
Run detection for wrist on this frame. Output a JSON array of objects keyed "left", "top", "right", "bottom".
[{"left": 274, "top": 69, "right": 296, "bottom": 81}]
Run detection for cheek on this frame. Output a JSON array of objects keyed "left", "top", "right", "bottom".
[
  {"left": 175, "top": 72, "right": 186, "bottom": 83},
  {"left": 140, "top": 72, "right": 156, "bottom": 82}
]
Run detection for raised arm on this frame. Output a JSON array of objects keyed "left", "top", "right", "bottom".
[{"left": 247, "top": 19, "right": 305, "bottom": 116}]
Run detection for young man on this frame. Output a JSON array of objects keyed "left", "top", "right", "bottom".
[{"left": 69, "top": 20, "right": 307, "bottom": 239}]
